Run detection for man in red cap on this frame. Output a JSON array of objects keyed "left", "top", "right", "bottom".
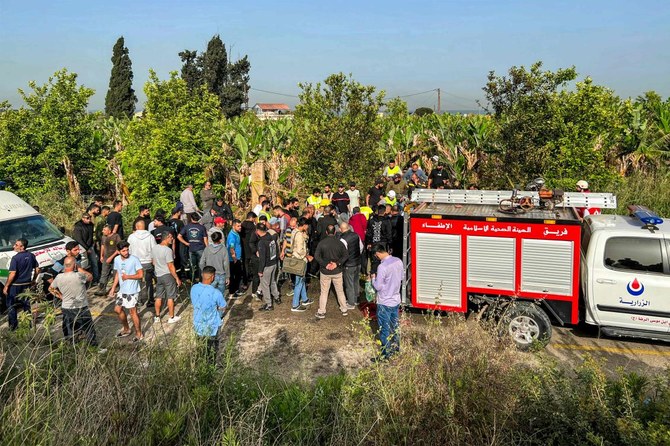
[{"left": 208, "top": 216, "right": 227, "bottom": 240}]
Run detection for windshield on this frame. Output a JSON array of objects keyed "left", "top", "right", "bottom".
[{"left": 0, "top": 215, "right": 64, "bottom": 252}]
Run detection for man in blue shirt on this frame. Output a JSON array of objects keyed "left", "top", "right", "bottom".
[
  {"left": 108, "top": 241, "right": 144, "bottom": 342},
  {"left": 3, "top": 238, "right": 39, "bottom": 330},
  {"left": 191, "top": 266, "right": 227, "bottom": 363},
  {"left": 227, "top": 219, "right": 244, "bottom": 298}
]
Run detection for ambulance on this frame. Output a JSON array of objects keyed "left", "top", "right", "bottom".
[{"left": 0, "top": 191, "right": 86, "bottom": 299}]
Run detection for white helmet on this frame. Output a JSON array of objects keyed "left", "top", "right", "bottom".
[
  {"left": 576, "top": 180, "right": 589, "bottom": 190},
  {"left": 388, "top": 190, "right": 396, "bottom": 198}
]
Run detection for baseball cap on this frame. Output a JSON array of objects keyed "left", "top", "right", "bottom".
[
  {"left": 214, "top": 217, "right": 226, "bottom": 224},
  {"left": 338, "top": 183, "right": 345, "bottom": 188}
]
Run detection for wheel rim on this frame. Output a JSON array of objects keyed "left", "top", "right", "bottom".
[{"left": 508, "top": 315, "right": 540, "bottom": 345}]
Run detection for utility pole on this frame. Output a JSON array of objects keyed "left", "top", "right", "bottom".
[{"left": 437, "top": 88, "right": 441, "bottom": 114}]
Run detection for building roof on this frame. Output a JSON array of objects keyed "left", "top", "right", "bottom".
[{"left": 254, "top": 103, "right": 291, "bottom": 111}]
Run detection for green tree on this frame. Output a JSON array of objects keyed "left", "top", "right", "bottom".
[
  {"left": 221, "top": 56, "right": 250, "bottom": 118},
  {"left": 202, "top": 35, "right": 228, "bottom": 101},
  {"left": 105, "top": 37, "right": 137, "bottom": 119},
  {"left": 0, "top": 69, "right": 97, "bottom": 201},
  {"left": 294, "top": 73, "right": 385, "bottom": 188},
  {"left": 482, "top": 61, "right": 578, "bottom": 186},
  {"left": 414, "top": 107, "right": 433, "bottom": 116},
  {"left": 180, "top": 35, "right": 251, "bottom": 118},
  {"left": 120, "top": 71, "right": 223, "bottom": 206},
  {"left": 178, "top": 49, "right": 202, "bottom": 92},
  {"left": 385, "top": 97, "right": 409, "bottom": 119}
]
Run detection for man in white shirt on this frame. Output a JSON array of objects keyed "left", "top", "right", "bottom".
[
  {"left": 346, "top": 182, "right": 361, "bottom": 213},
  {"left": 127, "top": 220, "right": 156, "bottom": 308},
  {"left": 180, "top": 185, "right": 200, "bottom": 217}
]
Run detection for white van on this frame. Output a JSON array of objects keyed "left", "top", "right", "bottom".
[{"left": 0, "top": 191, "right": 86, "bottom": 294}]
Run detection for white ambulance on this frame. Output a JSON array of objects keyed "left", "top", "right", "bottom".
[{"left": 0, "top": 191, "right": 85, "bottom": 297}]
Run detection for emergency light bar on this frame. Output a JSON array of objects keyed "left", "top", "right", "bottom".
[{"left": 628, "top": 205, "right": 664, "bottom": 226}]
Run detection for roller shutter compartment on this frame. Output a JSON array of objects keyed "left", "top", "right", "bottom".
[
  {"left": 414, "top": 232, "right": 462, "bottom": 308},
  {"left": 466, "top": 236, "right": 516, "bottom": 291},
  {"left": 521, "top": 239, "right": 573, "bottom": 296}
]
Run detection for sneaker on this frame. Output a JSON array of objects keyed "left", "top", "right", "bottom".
[
  {"left": 274, "top": 297, "right": 282, "bottom": 305},
  {"left": 254, "top": 291, "right": 263, "bottom": 300},
  {"left": 259, "top": 304, "right": 274, "bottom": 312},
  {"left": 233, "top": 290, "right": 245, "bottom": 297},
  {"left": 167, "top": 316, "right": 181, "bottom": 324},
  {"left": 302, "top": 299, "right": 314, "bottom": 306},
  {"left": 286, "top": 290, "right": 295, "bottom": 297},
  {"left": 97, "top": 348, "right": 108, "bottom": 354},
  {"left": 315, "top": 312, "right": 326, "bottom": 319},
  {"left": 153, "top": 316, "right": 160, "bottom": 324},
  {"left": 346, "top": 304, "right": 357, "bottom": 310},
  {"left": 341, "top": 311, "right": 349, "bottom": 317},
  {"left": 291, "top": 305, "right": 307, "bottom": 312},
  {"left": 94, "top": 289, "right": 107, "bottom": 296}
]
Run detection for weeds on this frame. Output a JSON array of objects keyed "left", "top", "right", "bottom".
[{"left": 0, "top": 316, "right": 669, "bottom": 445}]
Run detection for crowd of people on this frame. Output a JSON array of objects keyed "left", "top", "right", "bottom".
[{"left": 5, "top": 160, "right": 463, "bottom": 361}]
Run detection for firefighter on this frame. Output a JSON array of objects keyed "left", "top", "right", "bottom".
[{"left": 575, "top": 180, "right": 601, "bottom": 220}]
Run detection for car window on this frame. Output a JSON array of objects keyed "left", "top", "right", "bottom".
[
  {"left": 603, "top": 237, "right": 663, "bottom": 273},
  {"left": 0, "top": 216, "right": 63, "bottom": 252}
]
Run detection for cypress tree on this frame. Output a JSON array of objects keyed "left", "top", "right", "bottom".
[
  {"left": 105, "top": 37, "right": 137, "bottom": 118},
  {"left": 179, "top": 34, "right": 251, "bottom": 118},
  {"left": 179, "top": 49, "right": 203, "bottom": 92},
  {"left": 201, "top": 35, "right": 228, "bottom": 100}
]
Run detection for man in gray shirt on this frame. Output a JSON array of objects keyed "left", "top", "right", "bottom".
[
  {"left": 49, "top": 257, "right": 101, "bottom": 349},
  {"left": 152, "top": 231, "right": 182, "bottom": 324}
]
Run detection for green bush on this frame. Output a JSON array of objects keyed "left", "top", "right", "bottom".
[{"left": 1, "top": 317, "right": 669, "bottom": 445}]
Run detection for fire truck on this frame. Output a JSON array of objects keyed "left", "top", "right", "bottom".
[{"left": 401, "top": 188, "right": 670, "bottom": 349}]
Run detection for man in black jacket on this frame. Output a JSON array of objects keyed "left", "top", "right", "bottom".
[
  {"left": 339, "top": 222, "right": 361, "bottom": 309},
  {"left": 314, "top": 225, "right": 349, "bottom": 319},
  {"left": 240, "top": 212, "right": 257, "bottom": 293},
  {"left": 365, "top": 205, "right": 393, "bottom": 275},
  {"left": 72, "top": 212, "right": 99, "bottom": 284},
  {"left": 256, "top": 223, "right": 279, "bottom": 311},
  {"left": 315, "top": 205, "right": 338, "bottom": 243}
]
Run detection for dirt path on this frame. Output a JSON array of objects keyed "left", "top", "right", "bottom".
[{"left": 2, "top": 280, "right": 669, "bottom": 379}]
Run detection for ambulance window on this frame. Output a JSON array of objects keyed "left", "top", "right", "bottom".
[{"left": 604, "top": 237, "right": 663, "bottom": 273}]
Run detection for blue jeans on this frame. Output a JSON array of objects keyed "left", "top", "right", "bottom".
[
  {"left": 292, "top": 275, "right": 309, "bottom": 308},
  {"left": 377, "top": 304, "right": 400, "bottom": 359},
  {"left": 212, "top": 273, "right": 227, "bottom": 300}
]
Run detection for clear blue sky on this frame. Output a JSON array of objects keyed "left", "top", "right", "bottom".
[{"left": 1, "top": 0, "right": 669, "bottom": 111}]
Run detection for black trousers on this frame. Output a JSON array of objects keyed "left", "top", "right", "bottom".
[
  {"left": 229, "top": 260, "right": 242, "bottom": 294},
  {"left": 249, "top": 257, "right": 260, "bottom": 293},
  {"left": 62, "top": 307, "right": 98, "bottom": 346}
]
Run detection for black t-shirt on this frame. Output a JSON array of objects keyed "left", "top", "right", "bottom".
[
  {"left": 241, "top": 220, "right": 257, "bottom": 255},
  {"left": 331, "top": 192, "right": 350, "bottom": 213},
  {"left": 168, "top": 218, "right": 184, "bottom": 239},
  {"left": 106, "top": 211, "right": 124, "bottom": 239},
  {"left": 429, "top": 168, "right": 448, "bottom": 188},
  {"left": 152, "top": 226, "right": 175, "bottom": 244},
  {"left": 367, "top": 186, "right": 384, "bottom": 207}
]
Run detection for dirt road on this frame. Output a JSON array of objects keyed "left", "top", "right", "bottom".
[{"left": 2, "top": 281, "right": 669, "bottom": 378}]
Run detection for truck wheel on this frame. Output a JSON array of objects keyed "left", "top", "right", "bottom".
[{"left": 500, "top": 302, "right": 552, "bottom": 350}]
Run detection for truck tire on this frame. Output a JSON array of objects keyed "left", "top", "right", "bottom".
[{"left": 500, "top": 302, "right": 552, "bottom": 350}]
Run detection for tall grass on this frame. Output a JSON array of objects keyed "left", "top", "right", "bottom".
[
  {"left": 1, "top": 315, "right": 669, "bottom": 445},
  {"left": 609, "top": 168, "right": 670, "bottom": 217}
]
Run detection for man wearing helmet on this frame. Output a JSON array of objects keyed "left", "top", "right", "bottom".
[{"left": 575, "top": 180, "right": 601, "bottom": 220}]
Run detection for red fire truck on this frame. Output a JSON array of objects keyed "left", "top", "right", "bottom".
[{"left": 402, "top": 189, "right": 670, "bottom": 348}]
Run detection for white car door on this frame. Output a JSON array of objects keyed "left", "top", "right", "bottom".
[{"left": 590, "top": 235, "right": 670, "bottom": 333}]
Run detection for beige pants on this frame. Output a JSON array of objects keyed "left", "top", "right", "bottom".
[{"left": 318, "top": 272, "right": 348, "bottom": 314}]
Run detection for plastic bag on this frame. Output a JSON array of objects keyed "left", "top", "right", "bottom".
[{"left": 365, "top": 280, "right": 376, "bottom": 303}]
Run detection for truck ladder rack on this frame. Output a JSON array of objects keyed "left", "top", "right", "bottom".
[{"left": 411, "top": 189, "right": 617, "bottom": 209}]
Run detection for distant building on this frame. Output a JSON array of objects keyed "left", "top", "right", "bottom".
[{"left": 252, "top": 103, "right": 292, "bottom": 120}]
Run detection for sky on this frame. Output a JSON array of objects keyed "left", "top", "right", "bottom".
[{"left": 1, "top": 0, "right": 669, "bottom": 112}]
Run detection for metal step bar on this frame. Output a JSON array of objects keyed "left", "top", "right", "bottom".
[{"left": 411, "top": 189, "right": 617, "bottom": 209}]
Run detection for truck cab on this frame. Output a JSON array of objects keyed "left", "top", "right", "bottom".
[{"left": 580, "top": 213, "right": 670, "bottom": 340}]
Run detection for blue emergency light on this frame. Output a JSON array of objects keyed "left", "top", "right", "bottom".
[{"left": 628, "top": 205, "right": 664, "bottom": 226}]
